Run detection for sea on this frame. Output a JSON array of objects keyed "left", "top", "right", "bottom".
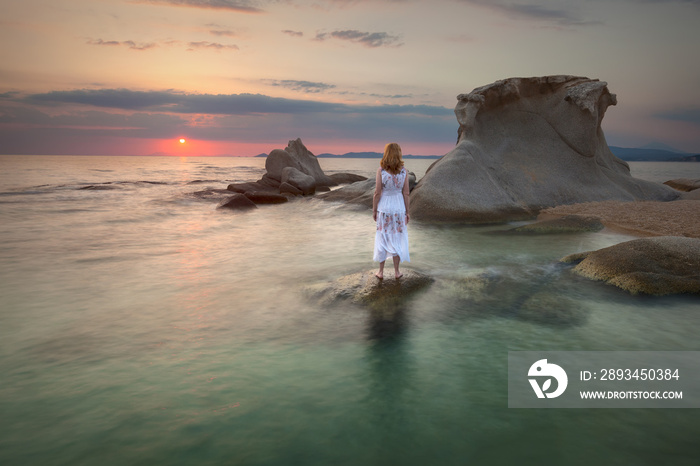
[{"left": 1, "top": 155, "right": 699, "bottom": 466}]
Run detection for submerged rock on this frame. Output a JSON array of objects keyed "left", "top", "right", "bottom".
[
  {"left": 305, "top": 269, "right": 433, "bottom": 311},
  {"left": 509, "top": 215, "right": 604, "bottom": 234},
  {"left": 410, "top": 76, "right": 679, "bottom": 223},
  {"left": 191, "top": 188, "right": 233, "bottom": 201},
  {"left": 78, "top": 184, "right": 119, "bottom": 190},
  {"left": 562, "top": 236, "right": 700, "bottom": 295},
  {"left": 217, "top": 194, "right": 257, "bottom": 211},
  {"left": 442, "top": 268, "right": 588, "bottom": 326}
]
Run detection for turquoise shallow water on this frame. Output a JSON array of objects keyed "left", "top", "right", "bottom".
[{"left": 1, "top": 156, "right": 699, "bottom": 465}]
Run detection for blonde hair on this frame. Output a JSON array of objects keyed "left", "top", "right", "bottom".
[{"left": 380, "top": 143, "right": 404, "bottom": 174}]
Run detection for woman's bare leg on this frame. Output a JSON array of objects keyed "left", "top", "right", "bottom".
[
  {"left": 393, "top": 255, "right": 402, "bottom": 279},
  {"left": 376, "top": 260, "right": 385, "bottom": 279}
]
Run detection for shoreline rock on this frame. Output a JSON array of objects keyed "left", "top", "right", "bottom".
[
  {"left": 541, "top": 200, "right": 700, "bottom": 238},
  {"left": 664, "top": 178, "right": 700, "bottom": 192},
  {"left": 561, "top": 236, "right": 700, "bottom": 296}
]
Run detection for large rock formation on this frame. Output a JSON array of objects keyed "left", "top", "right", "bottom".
[
  {"left": 561, "top": 236, "right": 700, "bottom": 296},
  {"left": 227, "top": 138, "right": 338, "bottom": 199},
  {"left": 410, "top": 76, "right": 679, "bottom": 223},
  {"left": 265, "top": 138, "right": 335, "bottom": 188}
]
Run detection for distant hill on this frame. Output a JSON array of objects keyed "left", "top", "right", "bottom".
[
  {"left": 609, "top": 146, "right": 700, "bottom": 162},
  {"left": 637, "top": 142, "right": 688, "bottom": 154}
]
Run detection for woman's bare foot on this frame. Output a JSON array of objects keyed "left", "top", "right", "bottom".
[
  {"left": 394, "top": 272, "right": 403, "bottom": 279},
  {"left": 375, "top": 272, "right": 384, "bottom": 279}
]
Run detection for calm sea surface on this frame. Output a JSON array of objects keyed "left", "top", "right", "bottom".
[{"left": 1, "top": 156, "right": 699, "bottom": 466}]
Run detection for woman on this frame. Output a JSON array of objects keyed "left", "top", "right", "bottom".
[{"left": 373, "top": 142, "right": 410, "bottom": 279}]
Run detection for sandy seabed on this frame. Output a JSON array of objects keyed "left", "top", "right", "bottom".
[{"left": 541, "top": 200, "right": 700, "bottom": 238}]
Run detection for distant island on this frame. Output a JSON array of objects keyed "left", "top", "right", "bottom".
[{"left": 254, "top": 146, "right": 698, "bottom": 161}]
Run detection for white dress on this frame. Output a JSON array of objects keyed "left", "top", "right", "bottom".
[{"left": 373, "top": 167, "right": 410, "bottom": 263}]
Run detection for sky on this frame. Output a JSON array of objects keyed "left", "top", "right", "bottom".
[{"left": 0, "top": 0, "right": 698, "bottom": 156}]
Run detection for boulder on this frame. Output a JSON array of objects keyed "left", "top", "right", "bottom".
[
  {"left": 317, "top": 178, "right": 376, "bottom": 207},
  {"left": 279, "top": 182, "right": 303, "bottom": 196},
  {"left": 243, "top": 191, "right": 288, "bottom": 204},
  {"left": 259, "top": 173, "right": 282, "bottom": 189},
  {"left": 281, "top": 167, "right": 316, "bottom": 195},
  {"left": 265, "top": 138, "right": 335, "bottom": 187},
  {"left": 329, "top": 173, "right": 368, "bottom": 184},
  {"left": 318, "top": 172, "right": 417, "bottom": 208},
  {"left": 508, "top": 215, "right": 604, "bottom": 234},
  {"left": 227, "top": 180, "right": 277, "bottom": 194},
  {"left": 410, "top": 76, "right": 679, "bottom": 223},
  {"left": 561, "top": 236, "right": 700, "bottom": 295},
  {"left": 217, "top": 194, "right": 257, "bottom": 211},
  {"left": 305, "top": 269, "right": 434, "bottom": 311},
  {"left": 664, "top": 178, "right": 700, "bottom": 192}
]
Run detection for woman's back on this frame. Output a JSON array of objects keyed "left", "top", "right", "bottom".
[
  {"left": 380, "top": 167, "right": 406, "bottom": 197},
  {"left": 377, "top": 167, "right": 407, "bottom": 215}
]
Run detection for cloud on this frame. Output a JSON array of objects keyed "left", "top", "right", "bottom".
[
  {"left": 264, "top": 80, "right": 336, "bottom": 93},
  {"left": 187, "top": 41, "right": 239, "bottom": 51},
  {"left": 655, "top": 108, "right": 700, "bottom": 124},
  {"left": 457, "top": 0, "right": 601, "bottom": 26},
  {"left": 367, "top": 93, "right": 413, "bottom": 99},
  {"left": 315, "top": 30, "right": 402, "bottom": 48},
  {"left": 87, "top": 38, "right": 157, "bottom": 50},
  {"left": 24, "top": 89, "right": 451, "bottom": 118},
  {"left": 134, "top": 0, "right": 264, "bottom": 13},
  {"left": 282, "top": 30, "right": 303, "bottom": 37},
  {"left": 87, "top": 38, "right": 238, "bottom": 52},
  {"left": 27, "top": 89, "right": 182, "bottom": 110},
  {"left": 209, "top": 29, "right": 237, "bottom": 37}
]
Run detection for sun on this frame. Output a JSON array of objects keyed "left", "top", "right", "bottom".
[{"left": 179, "top": 138, "right": 186, "bottom": 144}]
